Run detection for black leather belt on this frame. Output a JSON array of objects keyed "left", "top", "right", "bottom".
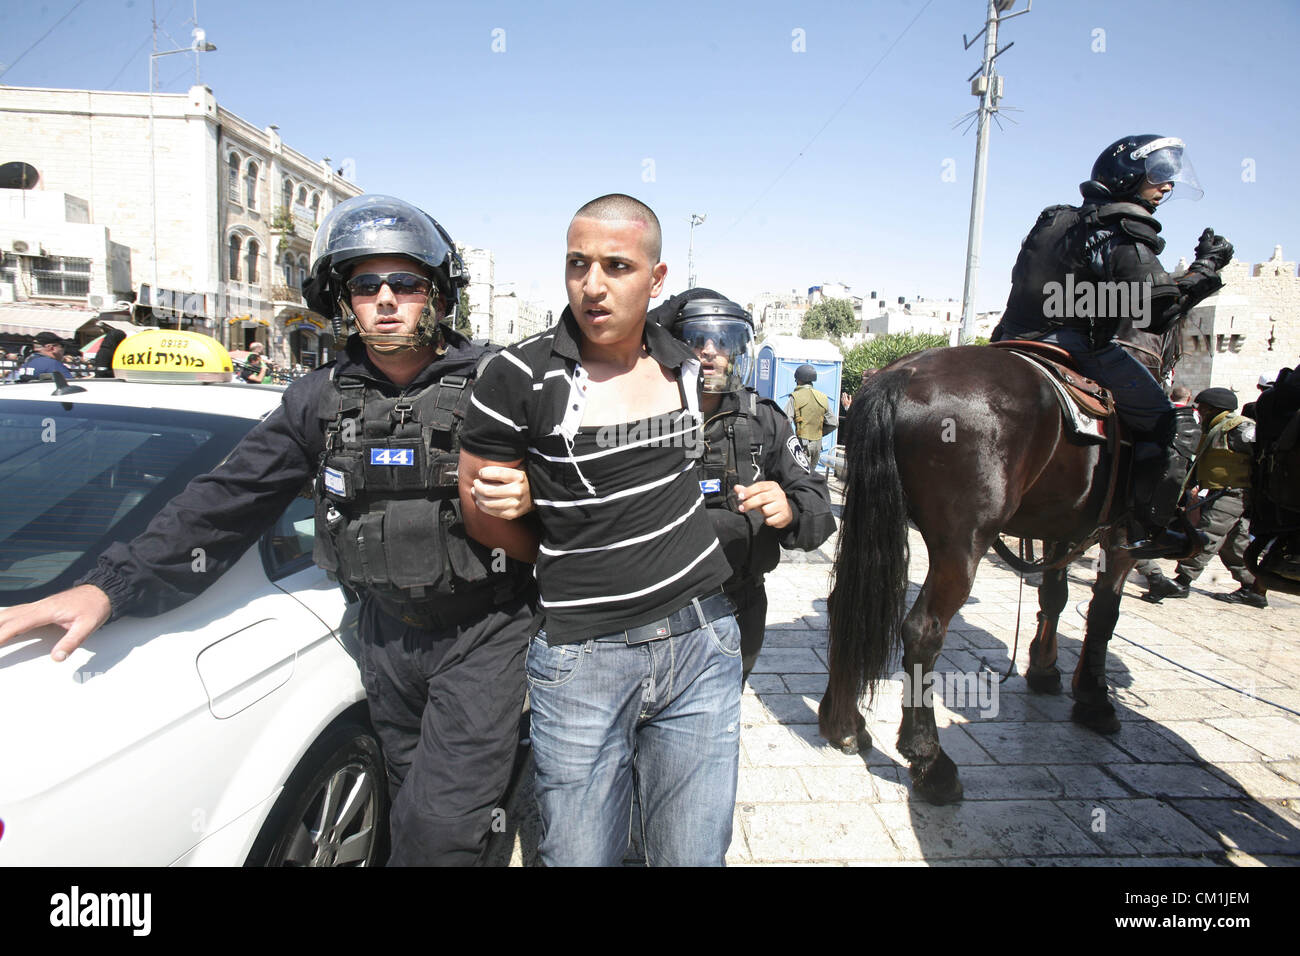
[{"left": 595, "top": 591, "right": 736, "bottom": 644}]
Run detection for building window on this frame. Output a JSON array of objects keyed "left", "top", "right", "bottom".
[
  {"left": 0, "top": 252, "right": 17, "bottom": 286},
  {"left": 310, "top": 192, "right": 320, "bottom": 223},
  {"left": 298, "top": 255, "right": 308, "bottom": 288},
  {"left": 245, "top": 161, "right": 259, "bottom": 210},
  {"left": 281, "top": 254, "right": 292, "bottom": 286},
  {"left": 281, "top": 176, "right": 293, "bottom": 210},
  {"left": 228, "top": 153, "right": 240, "bottom": 199},
  {"left": 297, "top": 186, "right": 307, "bottom": 206},
  {"left": 31, "top": 256, "right": 91, "bottom": 297},
  {"left": 228, "top": 235, "right": 242, "bottom": 281},
  {"left": 246, "top": 239, "right": 260, "bottom": 285}
]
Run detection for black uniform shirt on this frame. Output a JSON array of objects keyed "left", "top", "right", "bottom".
[
  {"left": 700, "top": 389, "right": 836, "bottom": 585},
  {"left": 79, "top": 328, "right": 486, "bottom": 620}
]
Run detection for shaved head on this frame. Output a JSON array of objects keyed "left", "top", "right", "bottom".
[{"left": 571, "top": 193, "right": 662, "bottom": 263}]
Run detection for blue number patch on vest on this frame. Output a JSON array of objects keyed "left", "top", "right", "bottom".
[
  {"left": 323, "top": 467, "right": 346, "bottom": 495},
  {"left": 699, "top": 478, "right": 721, "bottom": 494},
  {"left": 370, "top": 448, "right": 415, "bottom": 466}
]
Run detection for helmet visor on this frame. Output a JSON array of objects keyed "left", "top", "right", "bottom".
[
  {"left": 1143, "top": 144, "right": 1203, "bottom": 203},
  {"left": 677, "top": 318, "right": 755, "bottom": 392}
]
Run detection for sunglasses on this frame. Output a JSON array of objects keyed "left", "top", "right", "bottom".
[{"left": 345, "top": 271, "right": 433, "bottom": 297}]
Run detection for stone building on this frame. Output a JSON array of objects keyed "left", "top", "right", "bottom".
[
  {"left": 1176, "top": 246, "right": 1299, "bottom": 404},
  {"left": 491, "top": 289, "right": 551, "bottom": 345},
  {"left": 459, "top": 245, "right": 494, "bottom": 341},
  {"left": 0, "top": 187, "right": 134, "bottom": 349},
  {"left": 0, "top": 83, "right": 362, "bottom": 367}
]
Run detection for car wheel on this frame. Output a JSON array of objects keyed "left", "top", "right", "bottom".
[{"left": 247, "top": 721, "right": 389, "bottom": 867}]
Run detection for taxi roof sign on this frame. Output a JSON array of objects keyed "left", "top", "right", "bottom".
[{"left": 112, "top": 329, "right": 235, "bottom": 384}]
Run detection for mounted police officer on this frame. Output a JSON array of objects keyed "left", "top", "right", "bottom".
[
  {"left": 653, "top": 291, "right": 835, "bottom": 680},
  {"left": 0, "top": 194, "right": 536, "bottom": 866},
  {"left": 992, "top": 135, "right": 1235, "bottom": 558}
]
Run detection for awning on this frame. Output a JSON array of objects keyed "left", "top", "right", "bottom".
[{"left": 0, "top": 306, "right": 100, "bottom": 337}]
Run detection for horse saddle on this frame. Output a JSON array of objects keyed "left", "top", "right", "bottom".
[{"left": 989, "top": 340, "right": 1116, "bottom": 443}]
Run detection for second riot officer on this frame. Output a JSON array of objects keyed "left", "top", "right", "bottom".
[{"left": 654, "top": 292, "right": 836, "bottom": 680}]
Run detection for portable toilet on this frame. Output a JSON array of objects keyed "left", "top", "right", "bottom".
[{"left": 755, "top": 335, "right": 843, "bottom": 471}]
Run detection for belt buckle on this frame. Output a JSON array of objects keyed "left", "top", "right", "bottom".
[{"left": 626, "top": 620, "right": 671, "bottom": 645}]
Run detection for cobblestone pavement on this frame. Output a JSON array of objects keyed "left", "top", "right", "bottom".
[{"left": 495, "top": 480, "right": 1300, "bottom": 866}]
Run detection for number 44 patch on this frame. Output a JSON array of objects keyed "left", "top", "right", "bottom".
[{"left": 370, "top": 448, "right": 415, "bottom": 466}]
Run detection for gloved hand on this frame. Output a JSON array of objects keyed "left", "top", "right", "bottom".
[{"left": 1193, "top": 228, "right": 1234, "bottom": 271}]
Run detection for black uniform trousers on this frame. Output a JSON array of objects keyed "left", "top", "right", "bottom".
[
  {"left": 726, "top": 576, "right": 769, "bottom": 681},
  {"left": 357, "top": 592, "right": 532, "bottom": 866}
]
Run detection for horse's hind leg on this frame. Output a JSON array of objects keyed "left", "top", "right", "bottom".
[
  {"left": 1025, "top": 565, "right": 1069, "bottom": 694},
  {"left": 896, "top": 543, "right": 977, "bottom": 805},
  {"left": 1071, "top": 542, "right": 1133, "bottom": 735},
  {"left": 819, "top": 671, "right": 870, "bottom": 755}
]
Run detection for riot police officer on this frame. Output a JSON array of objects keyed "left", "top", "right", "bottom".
[
  {"left": 653, "top": 292, "right": 835, "bottom": 680},
  {"left": 992, "top": 135, "right": 1235, "bottom": 558},
  {"left": 0, "top": 195, "right": 536, "bottom": 866}
]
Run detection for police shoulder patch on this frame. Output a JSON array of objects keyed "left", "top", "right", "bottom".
[{"left": 788, "top": 434, "right": 810, "bottom": 472}]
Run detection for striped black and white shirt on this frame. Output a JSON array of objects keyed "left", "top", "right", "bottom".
[{"left": 460, "top": 309, "right": 731, "bottom": 644}]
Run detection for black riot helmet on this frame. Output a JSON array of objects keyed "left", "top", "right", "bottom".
[
  {"left": 669, "top": 297, "right": 756, "bottom": 393},
  {"left": 795, "top": 364, "right": 817, "bottom": 386},
  {"left": 1080, "top": 135, "right": 1204, "bottom": 210},
  {"left": 304, "top": 194, "right": 468, "bottom": 351}
]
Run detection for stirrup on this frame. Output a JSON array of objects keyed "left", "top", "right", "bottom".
[{"left": 1122, "top": 526, "right": 1209, "bottom": 561}]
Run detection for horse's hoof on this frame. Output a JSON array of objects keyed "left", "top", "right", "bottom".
[
  {"left": 1025, "top": 665, "right": 1062, "bottom": 695},
  {"left": 1071, "top": 701, "right": 1121, "bottom": 735},
  {"left": 830, "top": 728, "right": 872, "bottom": 756},
  {"left": 910, "top": 752, "right": 964, "bottom": 805}
]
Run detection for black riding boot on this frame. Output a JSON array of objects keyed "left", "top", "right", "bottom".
[{"left": 1124, "top": 407, "right": 1207, "bottom": 559}]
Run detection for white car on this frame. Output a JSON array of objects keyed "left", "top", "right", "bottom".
[{"left": 0, "top": 375, "right": 387, "bottom": 866}]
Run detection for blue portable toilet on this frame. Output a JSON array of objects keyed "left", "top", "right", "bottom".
[{"left": 755, "top": 335, "right": 843, "bottom": 471}]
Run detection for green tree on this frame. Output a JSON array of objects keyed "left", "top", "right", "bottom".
[
  {"left": 841, "top": 331, "right": 952, "bottom": 383},
  {"left": 456, "top": 287, "right": 474, "bottom": 337},
  {"left": 799, "top": 297, "right": 858, "bottom": 341}
]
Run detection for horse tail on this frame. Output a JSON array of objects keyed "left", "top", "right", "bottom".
[{"left": 824, "top": 366, "right": 911, "bottom": 722}]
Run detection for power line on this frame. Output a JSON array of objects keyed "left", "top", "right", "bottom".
[
  {"left": 105, "top": 34, "right": 155, "bottom": 88},
  {"left": 722, "top": 0, "right": 937, "bottom": 237},
  {"left": 105, "top": 0, "right": 178, "bottom": 89},
  {"left": 0, "top": 0, "right": 91, "bottom": 81}
]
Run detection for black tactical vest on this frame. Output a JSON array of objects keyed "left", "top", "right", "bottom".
[
  {"left": 1001, "top": 202, "right": 1163, "bottom": 343},
  {"left": 700, "top": 391, "right": 763, "bottom": 511},
  {"left": 311, "top": 355, "right": 522, "bottom": 625}
]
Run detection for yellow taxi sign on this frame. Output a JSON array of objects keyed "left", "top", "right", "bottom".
[{"left": 112, "top": 329, "right": 235, "bottom": 384}]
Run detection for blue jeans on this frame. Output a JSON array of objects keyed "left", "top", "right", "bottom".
[{"left": 526, "top": 614, "right": 743, "bottom": 866}]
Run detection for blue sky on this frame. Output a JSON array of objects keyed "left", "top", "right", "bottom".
[{"left": 3, "top": 0, "right": 1298, "bottom": 314}]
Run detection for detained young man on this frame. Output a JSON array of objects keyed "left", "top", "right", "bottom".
[{"left": 459, "top": 195, "right": 741, "bottom": 866}]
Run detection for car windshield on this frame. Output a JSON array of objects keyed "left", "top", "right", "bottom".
[{"left": 0, "top": 400, "right": 253, "bottom": 600}]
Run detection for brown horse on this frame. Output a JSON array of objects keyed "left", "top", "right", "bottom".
[{"left": 818, "top": 325, "right": 1178, "bottom": 805}]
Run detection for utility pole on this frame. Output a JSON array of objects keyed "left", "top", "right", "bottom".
[
  {"left": 958, "top": 0, "right": 1031, "bottom": 344},
  {"left": 687, "top": 213, "right": 706, "bottom": 289}
]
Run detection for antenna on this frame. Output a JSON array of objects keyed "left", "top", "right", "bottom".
[{"left": 957, "top": 0, "right": 1031, "bottom": 345}]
